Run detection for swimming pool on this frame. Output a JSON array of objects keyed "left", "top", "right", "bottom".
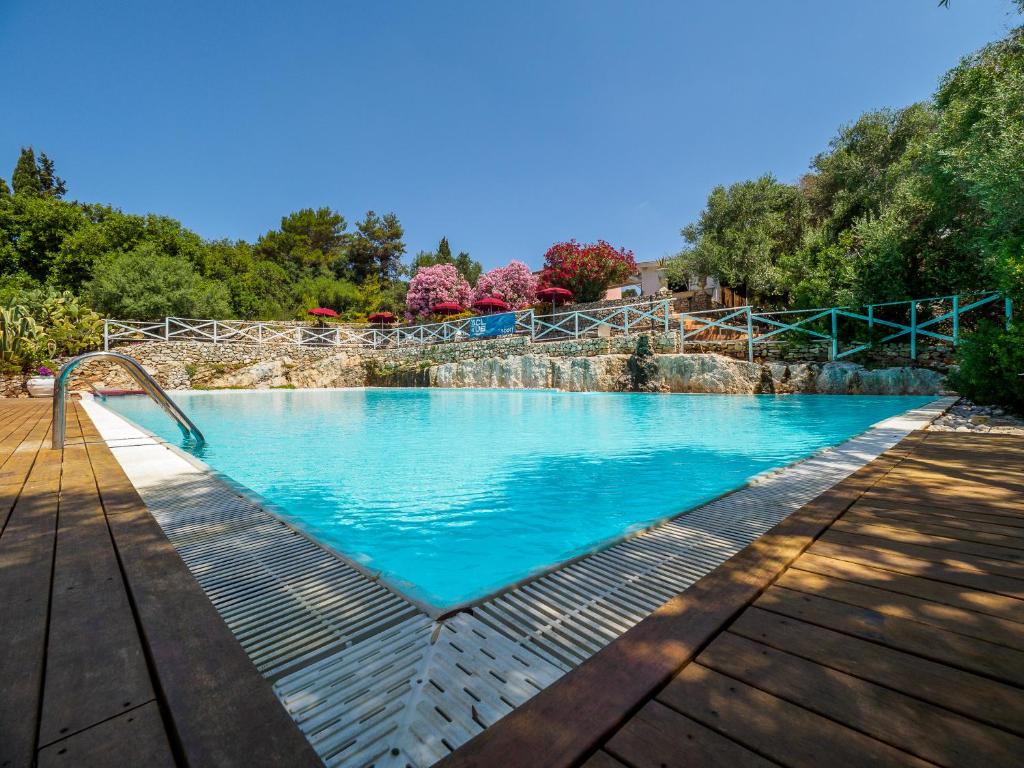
[{"left": 102, "top": 389, "right": 935, "bottom": 610}]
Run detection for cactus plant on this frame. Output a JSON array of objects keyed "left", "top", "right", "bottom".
[
  {"left": 36, "top": 291, "right": 102, "bottom": 355},
  {"left": 0, "top": 305, "right": 53, "bottom": 371}
]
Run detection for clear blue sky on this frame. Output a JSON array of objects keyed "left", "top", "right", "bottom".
[{"left": 1, "top": 1, "right": 1018, "bottom": 270}]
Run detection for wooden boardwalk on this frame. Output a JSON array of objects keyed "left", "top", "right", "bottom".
[
  {"left": 0, "top": 399, "right": 321, "bottom": 768},
  {"left": 441, "top": 430, "right": 1024, "bottom": 768}
]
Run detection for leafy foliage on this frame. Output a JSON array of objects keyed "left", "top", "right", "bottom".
[
  {"left": 540, "top": 240, "right": 637, "bottom": 303},
  {"left": 0, "top": 305, "right": 52, "bottom": 371},
  {"left": 411, "top": 237, "right": 482, "bottom": 285},
  {"left": 666, "top": 23, "right": 1024, "bottom": 309},
  {"left": 35, "top": 291, "right": 103, "bottom": 355},
  {"left": 472, "top": 260, "right": 538, "bottom": 309},
  {"left": 0, "top": 148, "right": 412, "bottom": 321},
  {"left": 948, "top": 321, "right": 1024, "bottom": 414},
  {"left": 85, "top": 245, "right": 232, "bottom": 319}
]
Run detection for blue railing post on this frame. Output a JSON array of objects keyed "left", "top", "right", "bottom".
[
  {"left": 867, "top": 304, "right": 874, "bottom": 335},
  {"left": 952, "top": 295, "right": 959, "bottom": 346},
  {"left": 745, "top": 308, "right": 753, "bottom": 362},
  {"left": 529, "top": 309, "right": 536, "bottom": 341},
  {"left": 679, "top": 316, "right": 686, "bottom": 353},
  {"left": 910, "top": 302, "right": 917, "bottom": 360},
  {"left": 1007, "top": 296, "right": 1014, "bottom": 330},
  {"left": 830, "top": 308, "right": 838, "bottom": 360}
]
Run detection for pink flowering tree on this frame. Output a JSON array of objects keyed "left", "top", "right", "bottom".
[
  {"left": 472, "top": 260, "right": 538, "bottom": 309},
  {"left": 405, "top": 263, "right": 472, "bottom": 318}
]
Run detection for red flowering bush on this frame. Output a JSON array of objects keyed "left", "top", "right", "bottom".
[
  {"left": 405, "top": 263, "right": 472, "bottom": 318},
  {"left": 472, "top": 260, "right": 538, "bottom": 309},
  {"left": 539, "top": 240, "right": 637, "bottom": 303}
]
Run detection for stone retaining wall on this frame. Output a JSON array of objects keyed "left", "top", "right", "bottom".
[{"left": 0, "top": 332, "right": 957, "bottom": 397}]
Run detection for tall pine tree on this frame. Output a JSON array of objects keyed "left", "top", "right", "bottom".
[
  {"left": 347, "top": 211, "right": 406, "bottom": 282},
  {"left": 10, "top": 148, "right": 65, "bottom": 198},
  {"left": 11, "top": 147, "right": 42, "bottom": 196}
]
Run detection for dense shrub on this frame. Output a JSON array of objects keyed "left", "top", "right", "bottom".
[
  {"left": 472, "top": 260, "right": 538, "bottom": 309},
  {"left": 405, "top": 263, "right": 471, "bottom": 318},
  {"left": 539, "top": 240, "right": 637, "bottom": 303},
  {"left": 85, "top": 244, "right": 232, "bottom": 319},
  {"left": 948, "top": 320, "right": 1024, "bottom": 414}
]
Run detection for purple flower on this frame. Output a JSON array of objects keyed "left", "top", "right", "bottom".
[{"left": 37, "top": 366, "right": 54, "bottom": 377}]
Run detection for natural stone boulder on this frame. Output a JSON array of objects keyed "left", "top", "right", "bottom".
[
  {"left": 815, "top": 362, "right": 949, "bottom": 395},
  {"left": 656, "top": 354, "right": 763, "bottom": 394}
]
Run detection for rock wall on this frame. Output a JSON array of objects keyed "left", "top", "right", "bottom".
[
  {"left": 0, "top": 335, "right": 951, "bottom": 397},
  {"left": 50, "top": 341, "right": 370, "bottom": 391},
  {"left": 419, "top": 353, "right": 949, "bottom": 395}
]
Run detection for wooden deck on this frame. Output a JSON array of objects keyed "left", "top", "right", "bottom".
[
  {"left": 0, "top": 399, "right": 321, "bottom": 768},
  {"left": 441, "top": 429, "right": 1024, "bottom": 768}
]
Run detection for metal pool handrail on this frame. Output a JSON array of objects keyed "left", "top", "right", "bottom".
[{"left": 52, "top": 351, "right": 205, "bottom": 449}]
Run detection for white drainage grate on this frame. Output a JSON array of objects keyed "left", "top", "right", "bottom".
[
  {"left": 275, "top": 613, "right": 564, "bottom": 768},
  {"left": 83, "top": 396, "right": 953, "bottom": 768}
]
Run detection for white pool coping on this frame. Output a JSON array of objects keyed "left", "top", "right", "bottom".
[{"left": 82, "top": 393, "right": 955, "bottom": 768}]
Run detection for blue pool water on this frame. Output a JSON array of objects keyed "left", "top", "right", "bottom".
[{"left": 103, "top": 389, "right": 933, "bottom": 609}]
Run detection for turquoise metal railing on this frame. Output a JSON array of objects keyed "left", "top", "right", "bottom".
[{"left": 679, "top": 291, "right": 1011, "bottom": 362}]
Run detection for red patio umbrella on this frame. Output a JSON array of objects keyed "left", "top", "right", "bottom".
[
  {"left": 367, "top": 311, "right": 397, "bottom": 326},
  {"left": 432, "top": 302, "right": 465, "bottom": 316},
  {"left": 536, "top": 287, "right": 573, "bottom": 304},
  {"left": 472, "top": 297, "right": 510, "bottom": 314},
  {"left": 307, "top": 307, "right": 338, "bottom": 318}
]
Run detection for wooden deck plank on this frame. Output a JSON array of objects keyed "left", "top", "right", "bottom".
[
  {"left": 36, "top": 702, "right": 175, "bottom": 768},
  {"left": 83, "top": 433, "right": 324, "bottom": 768},
  {"left": 755, "top": 585, "right": 1024, "bottom": 686},
  {"left": 580, "top": 751, "right": 630, "bottom": 768},
  {"left": 807, "top": 538, "right": 1024, "bottom": 602},
  {"left": 656, "top": 664, "right": 931, "bottom": 767},
  {"left": 853, "top": 495, "right": 1024, "bottom": 527},
  {"left": 38, "top": 442, "right": 156, "bottom": 746},
  {"left": 778, "top": 567, "right": 1024, "bottom": 650},
  {"left": 699, "top": 631, "right": 1024, "bottom": 767},
  {"left": 604, "top": 700, "right": 774, "bottom": 768},
  {"left": 843, "top": 507, "right": 1024, "bottom": 545},
  {"left": 730, "top": 607, "right": 1024, "bottom": 735},
  {"left": 826, "top": 524, "right": 1024, "bottom": 567},
  {"left": 0, "top": 439, "right": 62, "bottom": 768},
  {"left": 792, "top": 551, "right": 1024, "bottom": 622},
  {"left": 0, "top": 399, "right": 326, "bottom": 768}
]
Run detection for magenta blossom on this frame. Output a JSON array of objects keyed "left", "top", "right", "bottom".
[
  {"left": 472, "top": 260, "right": 538, "bottom": 310},
  {"left": 37, "top": 366, "right": 54, "bottom": 377},
  {"left": 406, "top": 264, "right": 472, "bottom": 318}
]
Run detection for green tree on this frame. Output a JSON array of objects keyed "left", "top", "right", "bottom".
[
  {"left": 347, "top": 210, "right": 405, "bottom": 282},
  {"left": 671, "top": 175, "right": 807, "bottom": 303},
  {"left": 11, "top": 148, "right": 43, "bottom": 197},
  {"left": 929, "top": 28, "right": 1024, "bottom": 300},
  {"left": 85, "top": 244, "right": 231, "bottom": 319},
  {"left": 37, "top": 153, "right": 66, "bottom": 198},
  {"left": 254, "top": 207, "right": 348, "bottom": 280},
  {"left": 0, "top": 194, "right": 89, "bottom": 282},
  {"left": 0, "top": 178, "right": 10, "bottom": 199},
  {"left": 410, "top": 236, "right": 482, "bottom": 285},
  {"left": 10, "top": 148, "right": 65, "bottom": 198}
]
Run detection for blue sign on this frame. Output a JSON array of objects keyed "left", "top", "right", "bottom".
[{"left": 468, "top": 312, "right": 516, "bottom": 338}]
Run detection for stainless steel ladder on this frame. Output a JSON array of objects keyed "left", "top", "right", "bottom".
[{"left": 52, "top": 351, "right": 205, "bottom": 449}]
